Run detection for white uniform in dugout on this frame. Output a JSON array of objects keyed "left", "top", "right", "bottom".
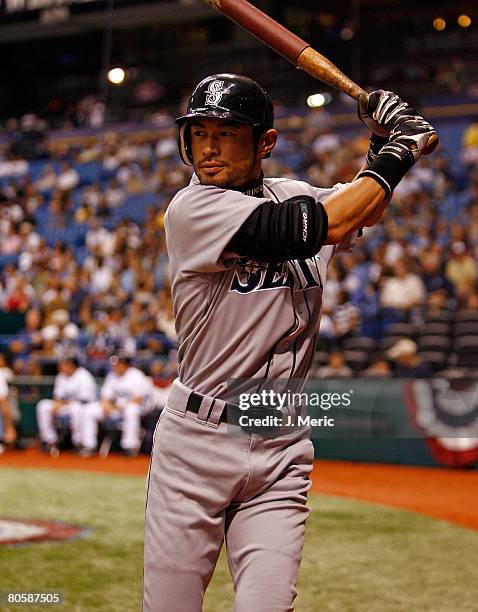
[
  {"left": 36, "top": 364, "right": 97, "bottom": 448},
  {"left": 82, "top": 365, "right": 152, "bottom": 451}
]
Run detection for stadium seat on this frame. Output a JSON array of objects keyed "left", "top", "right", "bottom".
[
  {"left": 423, "top": 309, "right": 454, "bottom": 325},
  {"left": 384, "top": 323, "right": 418, "bottom": 339},
  {"left": 342, "top": 336, "right": 377, "bottom": 352},
  {"left": 313, "top": 351, "right": 329, "bottom": 367},
  {"left": 417, "top": 351, "right": 447, "bottom": 372},
  {"left": 455, "top": 309, "right": 478, "bottom": 324},
  {"left": 454, "top": 322, "right": 478, "bottom": 337},
  {"left": 74, "top": 161, "right": 101, "bottom": 186},
  {"left": 419, "top": 322, "right": 452, "bottom": 337},
  {"left": 417, "top": 335, "right": 452, "bottom": 352},
  {"left": 343, "top": 350, "right": 369, "bottom": 373},
  {"left": 454, "top": 336, "right": 478, "bottom": 368}
]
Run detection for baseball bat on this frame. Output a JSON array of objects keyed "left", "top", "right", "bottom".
[{"left": 200, "top": 0, "right": 438, "bottom": 155}]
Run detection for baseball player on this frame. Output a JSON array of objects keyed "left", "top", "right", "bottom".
[
  {"left": 36, "top": 356, "right": 96, "bottom": 455},
  {"left": 81, "top": 354, "right": 152, "bottom": 456},
  {"left": 0, "top": 368, "right": 16, "bottom": 451},
  {"left": 143, "top": 74, "right": 436, "bottom": 611}
]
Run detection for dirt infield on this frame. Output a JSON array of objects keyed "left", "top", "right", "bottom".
[{"left": 1, "top": 448, "right": 478, "bottom": 531}]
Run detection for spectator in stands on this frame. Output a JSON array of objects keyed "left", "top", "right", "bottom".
[
  {"left": 361, "top": 358, "right": 392, "bottom": 378},
  {"left": 462, "top": 117, "right": 478, "bottom": 167},
  {"left": 445, "top": 241, "right": 478, "bottom": 297},
  {"left": 104, "top": 178, "right": 125, "bottom": 209},
  {"left": 149, "top": 359, "right": 173, "bottom": 388},
  {"left": 2, "top": 275, "right": 34, "bottom": 312},
  {"left": 1, "top": 224, "right": 22, "bottom": 254},
  {"left": 10, "top": 113, "right": 47, "bottom": 159},
  {"left": 315, "top": 351, "right": 353, "bottom": 378},
  {"left": 380, "top": 258, "right": 426, "bottom": 312},
  {"left": 0, "top": 353, "right": 14, "bottom": 382},
  {"left": 56, "top": 162, "right": 79, "bottom": 193},
  {"left": 36, "top": 356, "right": 97, "bottom": 455},
  {"left": 387, "top": 339, "right": 433, "bottom": 378},
  {"left": 34, "top": 164, "right": 56, "bottom": 193},
  {"left": 0, "top": 368, "right": 16, "bottom": 451},
  {"left": 155, "top": 290, "right": 176, "bottom": 342},
  {"left": 0, "top": 153, "right": 29, "bottom": 179},
  {"left": 333, "top": 290, "right": 361, "bottom": 342},
  {"left": 421, "top": 251, "right": 454, "bottom": 297},
  {"left": 80, "top": 354, "right": 152, "bottom": 456},
  {"left": 40, "top": 309, "right": 79, "bottom": 346}
]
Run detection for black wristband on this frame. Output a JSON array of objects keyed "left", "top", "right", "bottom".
[
  {"left": 358, "top": 143, "right": 415, "bottom": 198},
  {"left": 367, "top": 134, "right": 389, "bottom": 165}
]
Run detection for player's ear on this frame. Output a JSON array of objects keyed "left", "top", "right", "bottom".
[{"left": 258, "top": 129, "right": 278, "bottom": 159}]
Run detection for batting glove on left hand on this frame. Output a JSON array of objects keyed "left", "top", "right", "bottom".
[
  {"left": 386, "top": 114, "right": 436, "bottom": 163},
  {"left": 366, "top": 133, "right": 389, "bottom": 165},
  {"left": 358, "top": 114, "right": 437, "bottom": 197}
]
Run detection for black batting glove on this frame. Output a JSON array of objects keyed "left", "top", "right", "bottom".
[
  {"left": 358, "top": 114, "right": 437, "bottom": 197},
  {"left": 358, "top": 90, "right": 416, "bottom": 137}
]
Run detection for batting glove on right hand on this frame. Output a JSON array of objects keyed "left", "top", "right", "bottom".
[{"left": 358, "top": 90, "right": 416, "bottom": 136}]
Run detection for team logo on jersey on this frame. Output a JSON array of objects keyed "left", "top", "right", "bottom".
[
  {"left": 230, "top": 258, "right": 323, "bottom": 294},
  {"left": 205, "top": 80, "right": 227, "bottom": 106},
  {"left": 404, "top": 378, "right": 478, "bottom": 467}
]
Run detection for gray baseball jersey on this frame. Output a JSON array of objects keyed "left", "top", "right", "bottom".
[{"left": 165, "top": 174, "right": 356, "bottom": 397}]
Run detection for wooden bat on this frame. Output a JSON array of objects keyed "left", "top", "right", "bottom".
[{"left": 201, "top": 0, "right": 438, "bottom": 155}]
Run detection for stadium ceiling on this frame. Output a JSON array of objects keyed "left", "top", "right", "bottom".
[
  {"left": 0, "top": 0, "right": 474, "bottom": 42},
  {"left": 0, "top": 0, "right": 215, "bottom": 42}
]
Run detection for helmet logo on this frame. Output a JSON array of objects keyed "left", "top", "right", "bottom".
[{"left": 205, "top": 80, "right": 226, "bottom": 106}]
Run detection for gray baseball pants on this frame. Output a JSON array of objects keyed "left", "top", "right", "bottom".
[{"left": 143, "top": 380, "right": 314, "bottom": 612}]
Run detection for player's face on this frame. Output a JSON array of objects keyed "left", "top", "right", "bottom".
[
  {"left": 113, "top": 362, "right": 128, "bottom": 376},
  {"left": 190, "top": 118, "right": 268, "bottom": 188},
  {"left": 59, "top": 362, "right": 75, "bottom": 376}
]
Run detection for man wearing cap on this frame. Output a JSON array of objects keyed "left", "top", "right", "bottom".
[
  {"left": 81, "top": 354, "right": 152, "bottom": 456},
  {"left": 387, "top": 339, "right": 433, "bottom": 378},
  {"left": 36, "top": 356, "right": 97, "bottom": 455}
]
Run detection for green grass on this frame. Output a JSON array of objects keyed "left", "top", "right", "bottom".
[{"left": 1, "top": 468, "right": 477, "bottom": 612}]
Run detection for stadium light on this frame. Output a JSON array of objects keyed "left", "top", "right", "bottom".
[
  {"left": 107, "top": 67, "right": 126, "bottom": 85},
  {"left": 307, "top": 93, "right": 332, "bottom": 108},
  {"left": 458, "top": 15, "right": 471, "bottom": 28},
  {"left": 433, "top": 17, "right": 446, "bottom": 31}
]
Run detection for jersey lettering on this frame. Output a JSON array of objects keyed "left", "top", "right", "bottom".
[
  {"left": 294, "top": 258, "right": 323, "bottom": 290},
  {"left": 230, "top": 258, "right": 322, "bottom": 294}
]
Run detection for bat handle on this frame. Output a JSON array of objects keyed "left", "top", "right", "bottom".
[
  {"left": 297, "top": 49, "right": 439, "bottom": 156},
  {"left": 422, "top": 133, "right": 439, "bottom": 156}
]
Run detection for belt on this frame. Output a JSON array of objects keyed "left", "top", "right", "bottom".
[
  {"left": 185, "top": 391, "right": 302, "bottom": 433},
  {"left": 185, "top": 391, "right": 245, "bottom": 426}
]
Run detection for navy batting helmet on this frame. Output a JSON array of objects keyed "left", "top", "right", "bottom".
[{"left": 176, "top": 73, "right": 274, "bottom": 165}]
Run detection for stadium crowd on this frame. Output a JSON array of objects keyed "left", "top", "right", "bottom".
[{"left": 0, "top": 105, "right": 478, "bottom": 451}]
